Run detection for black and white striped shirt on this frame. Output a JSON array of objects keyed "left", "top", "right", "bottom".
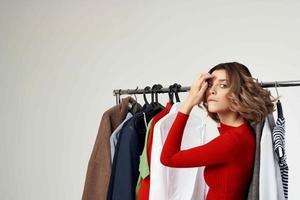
[{"left": 272, "top": 111, "right": 288, "bottom": 199}]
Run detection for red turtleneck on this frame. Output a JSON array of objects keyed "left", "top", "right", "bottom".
[{"left": 160, "top": 112, "right": 256, "bottom": 200}]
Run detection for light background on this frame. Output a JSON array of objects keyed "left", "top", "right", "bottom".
[{"left": 1, "top": 0, "right": 300, "bottom": 199}]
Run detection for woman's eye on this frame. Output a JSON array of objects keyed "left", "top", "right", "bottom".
[{"left": 219, "top": 84, "right": 227, "bottom": 88}]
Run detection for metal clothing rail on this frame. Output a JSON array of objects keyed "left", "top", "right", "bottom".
[{"left": 113, "top": 80, "right": 300, "bottom": 104}]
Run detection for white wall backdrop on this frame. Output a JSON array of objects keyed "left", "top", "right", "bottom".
[{"left": 1, "top": 0, "right": 300, "bottom": 199}]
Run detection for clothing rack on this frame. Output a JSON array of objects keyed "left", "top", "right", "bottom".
[{"left": 113, "top": 80, "right": 300, "bottom": 104}]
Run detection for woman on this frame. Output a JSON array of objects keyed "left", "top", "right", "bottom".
[{"left": 160, "top": 62, "right": 275, "bottom": 200}]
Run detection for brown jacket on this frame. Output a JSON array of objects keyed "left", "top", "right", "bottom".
[{"left": 82, "top": 97, "right": 141, "bottom": 200}]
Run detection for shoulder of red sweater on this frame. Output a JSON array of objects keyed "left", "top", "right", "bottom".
[{"left": 222, "top": 126, "right": 255, "bottom": 144}]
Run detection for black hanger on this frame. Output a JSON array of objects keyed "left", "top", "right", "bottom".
[
  {"left": 135, "top": 85, "right": 164, "bottom": 128},
  {"left": 151, "top": 84, "right": 165, "bottom": 110},
  {"left": 275, "top": 81, "right": 283, "bottom": 118},
  {"left": 154, "top": 84, "right": 161, "bottom": 103},
  {"left": 141, "top": 85, "right": 164, "bottom": 113},
  {"left": 143, "top": 86, "right": 151, "bottom": 105},
  {"left": 172, "top": 83, "right": 181, "bottom": 102},
  {"left": 151, "top": 84, "right": 155, "bottom": 104},
  {"left": 168, "top": 84, "right": 175, "bottom": 104}
]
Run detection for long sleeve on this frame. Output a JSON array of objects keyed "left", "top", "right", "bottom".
[{"left": 160, "top": 112, "right": 241, "bottom": 168}]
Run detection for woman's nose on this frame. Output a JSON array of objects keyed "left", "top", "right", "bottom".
[{"left": 208, "top": 84, "right": 217, "bottom": 95}]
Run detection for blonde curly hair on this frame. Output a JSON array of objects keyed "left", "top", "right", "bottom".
[{"left": 202, "top": 62, "right": 276, "bottom": 125}]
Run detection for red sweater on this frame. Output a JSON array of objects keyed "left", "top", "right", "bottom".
[{"left": 160, "top": 112, "right": 256, "bottom": 200}]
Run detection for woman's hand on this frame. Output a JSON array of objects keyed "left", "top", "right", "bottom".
[{"left": 180, "top": 73, "right": 214, "bottom": 114}]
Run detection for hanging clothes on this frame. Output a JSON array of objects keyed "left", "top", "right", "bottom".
[
  {"left": 272, "top": 100, "right": 288, "bottom": 199},
  {"left": 107, "top": 102, "right": 164, "bottom": 200},
  {"left": 259, "top": 113, "right": 285, "bottom": 200},
  {"left": 135, "top": 119, "right": 154, "bottom": 197},
  {"left": 160, "top": 109, "right": 256, "bottom": 200},
  {"left": 136, "top": 102, "right": 173, "bottom": 200},
  {"left": 150, "top": 103, "right": 207, "bottom": 200},
  {"left": 82, "top": 97, "right": 141, "bottom": 200},
  {"left": 110, "top": 112, "right": 133, "bottom": 162},
  {"left": 107, "top": 111, "right": 147, "bottom": 200},
  {"left": 247, "top": 120, "right": 265, "bottom": 200}
]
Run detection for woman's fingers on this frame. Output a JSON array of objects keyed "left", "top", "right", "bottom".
[
  {"left": 199, "top": 81, "right": 208, "bottom": 94},
  {"left": 186, "top": 72, "right": 214, "bottom": 106},
  {"left": 195, "top": 73, "right": 214, "bottom": 90}
]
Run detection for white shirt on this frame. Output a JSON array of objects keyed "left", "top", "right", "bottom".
[
  {"left": 149, "top": 103, "right": 207, "bottom": 200},
  {"left": 260, "top": 116, "right": 285, "bottom": 200}
]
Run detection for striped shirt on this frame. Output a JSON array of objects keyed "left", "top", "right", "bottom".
[{"left": 272, "top": 101, "right": 288, "bottom": 199}]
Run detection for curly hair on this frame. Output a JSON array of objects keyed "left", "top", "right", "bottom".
[{"left": 202, "top": 62, "right": 277, "bottom": 125}]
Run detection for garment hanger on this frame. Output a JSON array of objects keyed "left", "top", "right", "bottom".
[
  {"left": 275, "top": 81, "right": 283, "bottom": 119},
  {"left": 136, "top": 85, "right": 164, "bottom": 127},
  {"left": 168, "top": 84, "right": 175, "bottom": 104},
  {"left": 132, "top": 86, "right": 138, "bottom": 102},
  {"left": 151, "top": 84, "right": 165, "bottom": 109},
  {"left": 173, "top": 83, "right": 181, "bottom": 103},
  {"left": 127, "top": 86, "right": 139, "bottom": 113},
  {"left": 143, "top": 86, "right": 151, "bottom": 105},
  {"left": 115, "top": 89, "right": 121, "bottom": 104},
  {"left": 154, "top": 84, "right": 161, "bottom": 103},
  {"left": 274, "top": 81, "right": 284, "bottom": 158}
]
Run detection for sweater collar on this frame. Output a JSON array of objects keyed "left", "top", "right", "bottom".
[{"left": 217, "top": 121, "right": 249, "bottom": 134}]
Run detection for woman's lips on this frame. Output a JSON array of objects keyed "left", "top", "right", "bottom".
[{"left": 208, "top": 99, "right": 218, "bottom": 102}]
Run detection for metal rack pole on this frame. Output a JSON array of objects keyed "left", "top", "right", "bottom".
[{"left": 113, "top": 80, "right": 300, "bottom": 97}]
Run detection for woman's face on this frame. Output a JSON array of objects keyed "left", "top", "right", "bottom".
[{"left": 205, "top": 69, "right": 232, "bottom": 114}]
